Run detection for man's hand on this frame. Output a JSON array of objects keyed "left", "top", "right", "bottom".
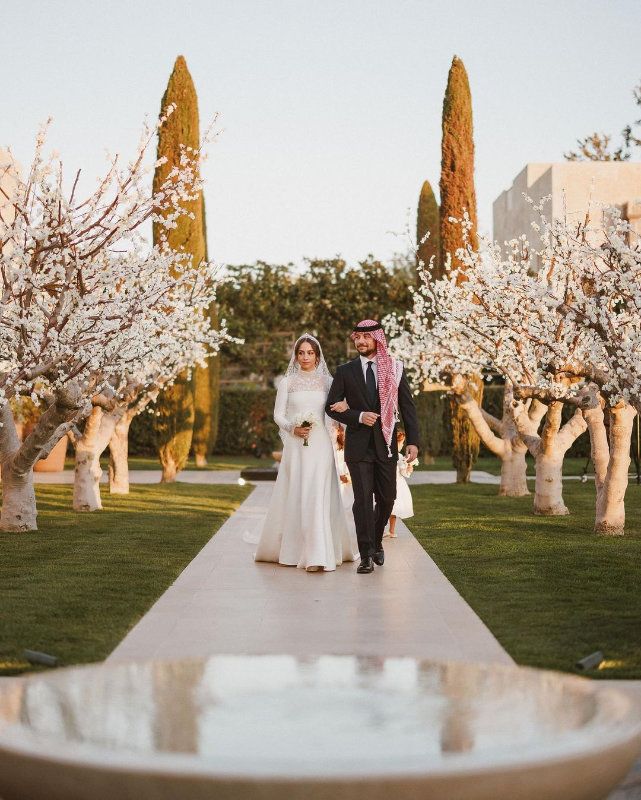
[
  {"left": 360, "top": 412, "right": 379, "bottom": 427},
  {"left": 405, "top": 445, "right": 418, "bottom": 463}
]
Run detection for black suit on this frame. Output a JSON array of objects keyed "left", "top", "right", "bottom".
[{"left": 325, "top": 357, "right": 420, "bottom": 559}]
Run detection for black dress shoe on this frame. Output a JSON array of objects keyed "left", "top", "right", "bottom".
[
  {"left": 357, "top": 557, "right": 374, "bottom": 574},
  {"left": 373, "top": 548, "right": 385, "bottom": 566}
]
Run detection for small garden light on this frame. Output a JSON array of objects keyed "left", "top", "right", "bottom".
[
  {"left": 575, "top": 651, "right": 604, "bottom": 671},
  {"left": 24, "top": 650, "right": 59, "bottom": 668}
]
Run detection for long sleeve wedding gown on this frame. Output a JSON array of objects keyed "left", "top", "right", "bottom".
[{"left": 254, "top": 370, "right": 358, "bottom": 571}]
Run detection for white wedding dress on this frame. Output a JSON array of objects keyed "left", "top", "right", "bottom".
[{"left": 254, "top": 367, "right": 358, "bottom": 571}]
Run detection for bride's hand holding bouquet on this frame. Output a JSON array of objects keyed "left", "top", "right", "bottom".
[{"left": 293, "top": 412, "right": 320, "bottom": 446}]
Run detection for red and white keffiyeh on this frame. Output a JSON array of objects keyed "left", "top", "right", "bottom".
[{"left": 351, "top": 319, "right": 402, "bottom": 455}]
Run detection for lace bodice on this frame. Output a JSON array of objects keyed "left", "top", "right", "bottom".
[
  {"left": 274, "top": 372, "right": 333, "bottom": 436},
  {"left": 286, "top": 369, "right": 332, "bottom": 393}
]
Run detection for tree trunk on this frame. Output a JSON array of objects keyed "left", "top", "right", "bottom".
[
  {"left": 73, "top": 407, "right": 119, "bottom": 511},
  {"left": 532, "top": 452, "right": 568, "bottom": 515},
  {"left": 457, "top": 382, "right": 530, "bottom": 497},
  {"left": 0, "top": 406, "right": 37, "bottom": 532},
  {"left": 451, "top": 373, "right": 483, "bottom": 484},
  {"left": 452, "top": 395, "right": 476, "bottom": 483},
  {"left": 1, "top": 461, "right": 37, "bottom": 531},
  {"left": 1, "top": 385, "right": 85, "bottom": 530},
  {"left": 595, "top": 403, "right": 636, "bottom": 536},
  {"left": 74, "top": 449, "right": 103, "bottom": 512},
  {"left": 514, "top": 400, "right": 586, "bottom": 516},
  {"left": 498, "top": 447, "right": 529, "bottom": 497},
  {"left": 108, "top": 412, "right": 133, "bottom": 494},
  {"left": 192, "top": 361, "right": 211, "bottom": 467},
  {"left": 161, "top": 456, "right": 179, "bottom": 483},
  {"left": 156, "top": 372, "right": 193, "bottom": 483},
  {"left": 581, "top": 400, "right": 609, "bottom": 496}
]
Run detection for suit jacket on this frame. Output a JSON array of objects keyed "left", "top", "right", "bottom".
[{"left": 325, "top": 357, "right": 420, "bottom": 463}]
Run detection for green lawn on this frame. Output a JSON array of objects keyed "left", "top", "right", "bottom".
[
  {"left": 0, "top": 482, "right": 251, "bottom": 676},
  {"left": 63, "top": 454, "right": 266, "bottom": 472},
  {"left": 407, "top": 481, "right": 641, "bottom": 679}
]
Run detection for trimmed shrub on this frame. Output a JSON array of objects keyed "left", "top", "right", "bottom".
[
  {"left": 129, "top": 383, "right": 591, "bottom": 460},
  {"left": 415, "top": 391, "right": 447, "bottom": 460},
  {"left": 129, "top": 410, "right": 157, "bottom": 456},
  {"left": 213, "top": 388, "right": 279, "bottom": 457}
]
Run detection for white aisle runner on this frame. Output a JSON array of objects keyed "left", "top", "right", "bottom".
[{"left": 108, "top": 484, "right": 512, "bottom": 664}]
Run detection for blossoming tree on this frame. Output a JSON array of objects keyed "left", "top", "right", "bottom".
[
  {"left": 385, "top": 284, "right": 554, "bottom": 501},
  {"left": 531, "top": 206, "right": 640, "bottom": 534},
  {"left": 387, "top": 221, "right": 590, "bottom": 515},
  {"left": 0, "top": 112, "right": 228, "bottom": 530},
  {"left": 70, "top": 278, "right": 231, "bottom": 511},
  {"left": 388, "top": 206, "right": 640, "bottom": 534}
]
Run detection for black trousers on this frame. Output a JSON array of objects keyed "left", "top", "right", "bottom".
[{"left": 346, "top": 458, "right": 397, "bottom": 559}]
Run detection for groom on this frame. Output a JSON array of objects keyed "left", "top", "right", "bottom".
[{"left": 326, "top": 319, "right": 419, "bottom": 574}]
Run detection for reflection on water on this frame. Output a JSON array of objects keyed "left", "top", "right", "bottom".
[{"left": 0, "top": 655, "right": 606, "bottom": 772}]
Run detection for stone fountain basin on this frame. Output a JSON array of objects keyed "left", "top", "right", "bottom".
[{"left": 0, "top": 655, "right": 639, "bottom": 800}]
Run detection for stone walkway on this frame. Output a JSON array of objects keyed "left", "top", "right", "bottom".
[
  {"left": 29, "top": 469, "right": 641, "bottom": 796},
  {"left": 108, "top": 482, "right": 511, "bottom": 664}
]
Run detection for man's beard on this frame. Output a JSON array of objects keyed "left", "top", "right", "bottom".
[{"left": 358, "top": 346, "right": 376, "bottom": 358}]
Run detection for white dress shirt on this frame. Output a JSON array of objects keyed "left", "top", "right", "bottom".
[
  {"left": 358, "top": 355, "right": 377, "bottom": 423},
  {"left": 359, "top": 354, "right": 377, "bottom": 386}
]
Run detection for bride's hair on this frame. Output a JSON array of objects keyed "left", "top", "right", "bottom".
[{"left": 296, "top": 335, "right": 321, "bottom": 365}]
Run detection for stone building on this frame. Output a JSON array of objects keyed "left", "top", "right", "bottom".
[{"left": 493, "top": 162, "right": 641, "bottom": 250}]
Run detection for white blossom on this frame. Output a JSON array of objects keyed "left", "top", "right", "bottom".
[{"left": 0, "top": 117, "right": 236, "bottom": 414}]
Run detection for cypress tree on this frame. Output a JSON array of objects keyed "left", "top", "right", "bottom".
[
  {"left": 152, "top": 55, "right": 205, "bottom": 481},
  {"left": 203, "top": 194, "right": 222, "bottom": 456},
  {"left": 192, "top": 195, "right": 221, "bottom": 464},
  {"left": 439, "top": 55, "right": 482, "bottom": 483},
  {"left": 416, "top": 179, "right": 440, "bottom": 279},
  {"left": 439, "top": 55, "right": 478, "bottom": 269},
  {"left": 416, "top": 180, "right": 442, "bottom": 464},
  {"left": 207, "top": 299, "right": 222, "bottom": 453}
]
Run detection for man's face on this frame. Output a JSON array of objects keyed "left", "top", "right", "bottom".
[{"left": 353, "top": 332, "right": 377, "bottom": 358}]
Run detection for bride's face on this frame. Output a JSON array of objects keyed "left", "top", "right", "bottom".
[{"left": 296, "top": 342, "right": 318, "bottom": 371}]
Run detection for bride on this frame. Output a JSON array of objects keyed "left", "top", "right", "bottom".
[{"left": 254, "top": 334, "right": 358, "bottom": 572}]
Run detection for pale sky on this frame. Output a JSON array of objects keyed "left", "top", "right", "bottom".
[{"left": 1, "top": 0, "right": 640, "bottom": 267}]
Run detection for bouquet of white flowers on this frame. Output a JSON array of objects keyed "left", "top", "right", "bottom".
[{"left": 293, "top": 412, "right": 320, "bottom": 446}]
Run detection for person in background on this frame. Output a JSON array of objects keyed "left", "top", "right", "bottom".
[
  {"left": 333, "top": 425, "right": 357, "bottom": 542},
  {"left": 385, "top": 429, "right": 415, "bottom": 538}
]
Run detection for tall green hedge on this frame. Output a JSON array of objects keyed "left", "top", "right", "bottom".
[
  {"left": 212, "top": 388, "right": 279, "bottom": 457},
  {"left": 415, "top": 391, "right": 447, "bottom": 461},
  {"left": 128, "top": 384, "right": 590, "bottom": 460}
]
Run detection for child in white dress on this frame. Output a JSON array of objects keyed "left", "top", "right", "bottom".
[
  {"left": 333, "top": 426, "right": 358, "bottom": 542},
  {"left": 385, "top": 429, "right": 414, "bottom": 538}
]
